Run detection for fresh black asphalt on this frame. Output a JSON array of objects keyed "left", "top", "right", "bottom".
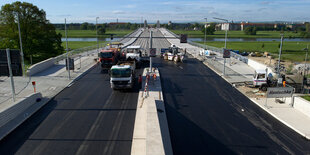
[
  {"left": 154, "top": 57, "right": 310, "bottom": 155},
  {"left": 0, "top": 64, "right": 142, "bottom": 155}
]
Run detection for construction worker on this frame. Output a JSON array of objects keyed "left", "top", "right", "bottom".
[
  {"left": 153, "top": 73, "right": 157, "bottom": 81},
  {"left": 283, "top": 81, "right": 286, "bottom": 87}
]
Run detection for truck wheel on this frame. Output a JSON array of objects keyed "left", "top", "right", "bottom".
[{"left": 260, "top": 84, "right": 268, "bottom": 91}]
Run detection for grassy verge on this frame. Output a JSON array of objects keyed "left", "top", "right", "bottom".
[
  {"left": 196, "top": 41, "right": 310, "bottom": 62},
  {"left": 61, "top": 41, "right": 99, "bottom": 50},
  {"left": 56, "top": 30, "right": 133, "bottom": 38},
  {"left": 171, "top": 30, "right": 302, "bottom": 38},
  {"left": 302, "top": 95, "right": 310, "bottom": 101}
]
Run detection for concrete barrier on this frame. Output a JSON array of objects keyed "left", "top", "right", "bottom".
[
  {"left": 294, "top": 97, "right": 310, "bottom": 117},
  {"left": 0, "top": 93, "right": 42, "bottom": 140},
  {"left": 27, "top": 57, "right": 55, "bottom": 76},
  {"left": 248, "top": 59, "right": 274, "bottom": 75}
]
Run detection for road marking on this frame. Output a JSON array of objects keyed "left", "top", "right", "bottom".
[{"left": 179, "top": 66, "right": 183, "bottom": 70}]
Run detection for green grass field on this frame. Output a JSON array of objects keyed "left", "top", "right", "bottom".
[
  {"left": 56, "top": 30, "right": 133, "bottom": 38},
  {"left": 172, "top": 30, "right": 302, "bottom": 38},
  {"left": 196, "top": 41, "right": 309, "bottom": 62},
  {"left": 302, "top": 95, "right": 310, "bottom": 101},
  {"left": 61, "top": 41, "right": 103, "bottom": 50}
]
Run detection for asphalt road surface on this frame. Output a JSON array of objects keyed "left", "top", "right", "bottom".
[
  {"left": 154, "top": 56, "right": 310, "bottom": 155},
  {"left": 0, "top": 64, "right": 143, "bottom": 155}
]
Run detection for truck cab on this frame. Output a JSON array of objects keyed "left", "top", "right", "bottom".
[
  {"left": 253, "top": 69, "right": 267, "bottom": 87},
  {"left": 125, "top": 45, "right": 142, "bottom": 62},
  {"left": 99, "top": 49, "right": 119, "bottom": 68},
  {"left": 110, "top": 61, "right": 136, "bottom": 90}
]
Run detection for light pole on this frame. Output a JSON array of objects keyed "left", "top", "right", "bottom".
[
  {"left": 277, "top": 34, "right": 284, "bottom": 76},
  {"left": 303, "top": 44, "right": 309, "bottom": 76},
  {"left": 65, "top": 18, "right": 70, "bottom": 79},
  {"left": 214, "top": 17, "right": 229, "bottom": 76},
  {"left": 17, "top": 14, "right": 25, "bottom": 76},
  {"left": 204, "top": 18, "right": 207, "bottom": 49},
  {"left": 302, "top": 44, "right": 309, "bottom": 92},
  {"left": 96, "top": 17, "right": 99, "bottom": 53}
]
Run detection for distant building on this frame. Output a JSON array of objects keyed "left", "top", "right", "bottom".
[
  {"left": 240, "top": 22, "right": 284, "bottom": 31},
  {"left": 108, "top": 22, "right": 127, "bottom": 25},
  {"left": 287, "top": 23, "right": 306, "bottom": 31},
  {"left": 221, "top": 23, "right": 241, "bottom": 31},
  {"left": 157, "top": 20, "right": 160, "bottom": 28}
]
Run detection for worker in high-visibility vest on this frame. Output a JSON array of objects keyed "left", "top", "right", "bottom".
[{"left": 283, "top": 81, "right": 286, "bottom": 87}]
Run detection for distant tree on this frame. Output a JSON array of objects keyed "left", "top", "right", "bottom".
[
  {"left": 98, "top": 27, "right": 106, "bottom": 35},
  {"left": 201, "top": 23, "right": 215, "bottom": 35},
  {"left": 244, "top": 27, "right": 257, "bottom": 35},
  {"left": 0, "top": 1, "right": 63, "bottom": 62},
  {"left": 87, "top": 24, "right": 95, "bottom": 30},
  {"left": 300, "top": 23, "right": 310, "bottom": 38},
  {"left": 80, "top": 22, "right": 89, "bottom": 30}
]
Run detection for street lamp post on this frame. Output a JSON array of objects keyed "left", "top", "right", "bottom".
[
  {"left": 96, "top": 17, "right": 99, "bottom": 53},
  {"left": 213, "top": 17, "right": 229, "bottom": 76},
  {"left": 277, "top": 34, "right": 284, "bottom": 75},
  {"left": 304, "top": 44, "right": 309, "bottom": 76},
  {"left": 204, "top": 18, "right": 207, "bottom": 49},
  {"left": 17, "top": 14, "right": 25, "bottom": 76},
  {"left": 65, "top": 18, "right": 70, "bottom": 79},
  {"left": 302, "top": 44, "right": 309, "bottom": 92}
]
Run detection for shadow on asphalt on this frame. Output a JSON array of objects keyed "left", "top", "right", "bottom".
[
  {"left": 0, "top": 98, "right": 58, "bottom": 154},
  {"left": 164, "top": 103, "right": 237, "bottom": 155}
]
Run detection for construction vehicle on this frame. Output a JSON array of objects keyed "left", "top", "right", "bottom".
[
  {"left": 110, "top": 61, "right": 136, "bottom": 90},
  {"left": 162, "top": 45, "right": 185, "bottom": 62},
  {"left": 124, "top": 45, "right": 142, "bottom": 62},
  {"left": 253, "top": 69, "right": 283, "bottom": 91},
  {"left": 98, "top": 49, "right": 120, "bottom": 69},
  {"left": 108, "top": 42, "right": 123, "bottom": 51}
]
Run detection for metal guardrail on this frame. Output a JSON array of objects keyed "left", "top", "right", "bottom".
[
  {"left": 164, "top": 29, "right": 249, "bottom": 64},
  {"left": 54, "top": 42, "right": 108, "bottom": 63},
  {"left": 188, "top": 40, "right": 249, "bottom": 64}
]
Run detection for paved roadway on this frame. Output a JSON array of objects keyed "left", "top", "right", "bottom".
[
  {"left": 133, "top": 28, "right": 310, "bottom": 154},
  {"left": 154, "top": 56, "right": 310, "bottom": 155},
  {"left": 1, "top": 28, "right": 310, "bottom": 155},
  {"left": 0, "top": 27, "right": 146, "bottom": 155},
  {"left": 0, "top": 64, "right": 143, "bottom": 155}
]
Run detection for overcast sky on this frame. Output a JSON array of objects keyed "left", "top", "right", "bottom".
[{"left": 1, "top": 0, "right": 310, "bottom": 23}]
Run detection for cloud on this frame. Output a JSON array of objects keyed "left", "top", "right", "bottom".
[
  {"left": 112, "top": 10, "right": 126, "bottom": 14},
  {"left": 258, "top": 8, "right": 267, "bottom": 11},
  {"left": 260, "top": 1, "right": 271, "bottom": 5},
  {"left": 123, "top": 4, "right": 136, "bottom": 8}
]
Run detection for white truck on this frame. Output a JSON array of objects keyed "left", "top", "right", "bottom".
[
  {"left": 125, "top": 45, "right": 142, "bottom": 62},
  {"left": 110, "top": 61, "right": 136, "bottom": 90}
]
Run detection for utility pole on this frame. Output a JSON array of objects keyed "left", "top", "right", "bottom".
[
  {"left": 213, "top": 17, "right": 229, "bottom": 76},
  {"left": 65, "top": 18, "right": 70, "bottom": 79},
  {"left": 149, "top": 31, "right": 153, "bottom": 72},
  {"left": 302, "top": 44, "right": 309, "bottom": 92},
  {"left": 204, "top": 18, "right": 207, "bottom": 49},
  {"left": 17, "top": 14, "right": 25, "bottom": 76},
  {"left": 277, "top": 34, "right": 284, "bottom": 76},
  {"left": 6, "top": 49, "right": 16, "bottom": 102},
  {"left": 96, "top": 17, "right": 99, "bottom": 52},
  {"left": 304, "top": 44, "right": 309, "bottom": 76}
]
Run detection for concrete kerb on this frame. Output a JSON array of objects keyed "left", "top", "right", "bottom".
[{"left": 131, "top": 68, "right": 173, "bottom": 155}]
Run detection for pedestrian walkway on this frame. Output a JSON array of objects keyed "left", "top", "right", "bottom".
[{"left": 159, "top": 28, "right": 254, "bottom": 83}]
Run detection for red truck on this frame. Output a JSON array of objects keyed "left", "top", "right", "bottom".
[{"left": 99, "top": 49, "right": 120, "bottom": 69}]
